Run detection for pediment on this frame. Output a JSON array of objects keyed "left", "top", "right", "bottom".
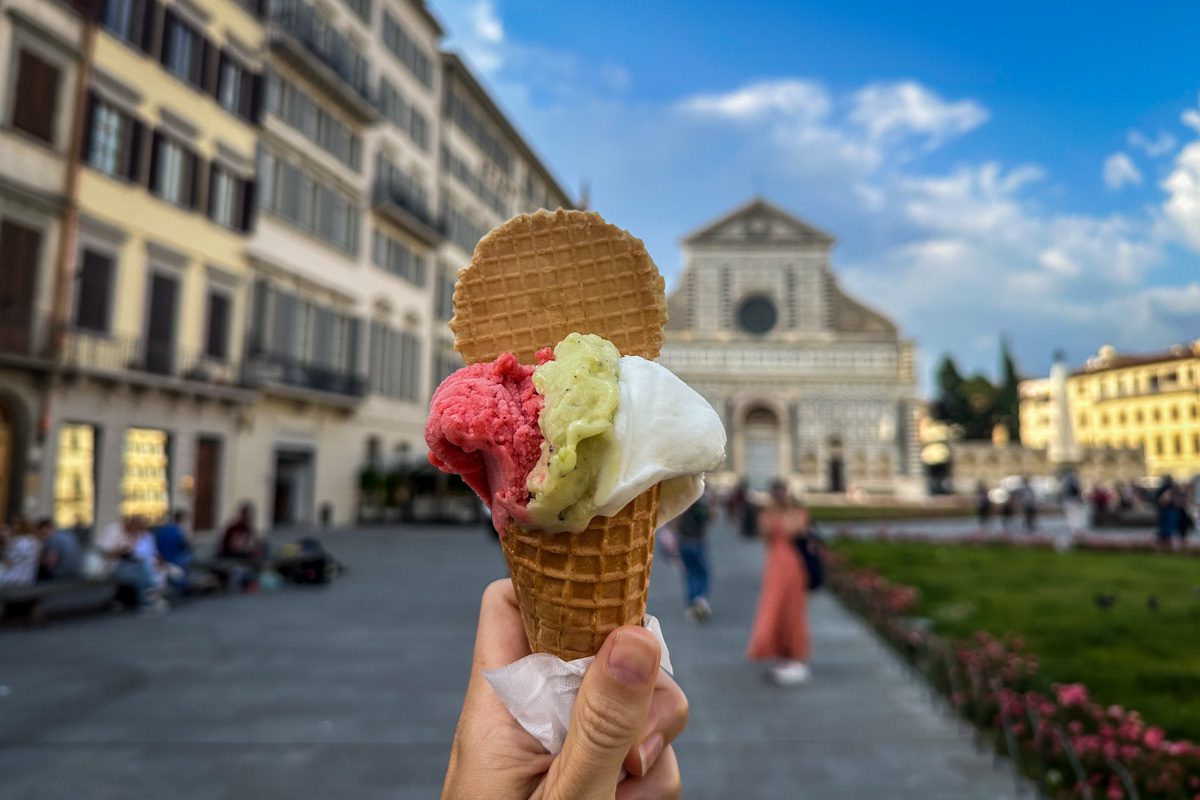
[{"left": 683, "top": 198, "right": 835, "bottom": 247}]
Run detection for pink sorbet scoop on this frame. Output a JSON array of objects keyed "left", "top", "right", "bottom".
[{"left": 425, "top": 349, "right": 552, "bottom": 533}]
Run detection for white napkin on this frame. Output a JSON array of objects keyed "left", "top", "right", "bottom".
[{"left": 482, "top": 615, "right": 673, "bottom": 754}]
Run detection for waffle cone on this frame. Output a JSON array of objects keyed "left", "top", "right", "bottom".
[{"left": 453, "top": 209, "right": 668, "bottom": 659}]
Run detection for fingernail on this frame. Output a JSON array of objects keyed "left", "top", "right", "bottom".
[
  {"left": 608, "top": 630, "right": 657, "bottom": 686},
  {"left": 638, "top": 732, "right": 664, "bottom": 773}
]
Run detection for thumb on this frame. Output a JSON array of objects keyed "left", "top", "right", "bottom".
[{"left": 549, "top": 626, "right": 660, "bottom": 800}]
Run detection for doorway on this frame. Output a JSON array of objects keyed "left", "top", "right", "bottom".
[
  {"left": 0, "top": 402, "right": 12, "bottom": 519},
  {"left": 827, "top": 436, "right": 845, "bottom": 493},
  {"left": 144, "top": 272, "right": 178, "bottom": 374},
  {"left": 273, "top": 448, "right": 314, "bottom": 526},
  {"left": 193, "top": 437, "right": 221, "bottom": 532},
  {"left": 742, "top": 405, "right": 780, "bottom": 491}
]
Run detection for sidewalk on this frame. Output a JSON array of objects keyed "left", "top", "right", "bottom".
[
  {"left": 661, "top": 523, "right": 1022, "bottom": 799},
  {"left": 0, "top": 522, "right": 1022, "bottom": 799}
]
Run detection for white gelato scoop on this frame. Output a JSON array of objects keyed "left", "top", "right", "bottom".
[{"left": 592, "top": 355, "right": 727, "bottom": 527}]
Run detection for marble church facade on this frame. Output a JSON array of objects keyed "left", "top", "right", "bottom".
[{"left": 660, "top": 199, "right": 921, "bottom": 496}]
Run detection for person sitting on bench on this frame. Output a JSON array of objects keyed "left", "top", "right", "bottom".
[
  {"left": 1, "top": 518, "right": 40, "bottom": 588},
  {"left": 37, "top": 518, "right": 82, "bottom": 581},
  {"left": 218, "top": 504, "right": 265, "bottom": 591},
  {"left": 95, "top": 516, "right": 167, "bottom": 612},
  {"left": 155, "top": 510, "right": 193, "bottom": 592}
]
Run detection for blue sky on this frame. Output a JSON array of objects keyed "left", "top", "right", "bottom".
[{"left": 435, "top": 0, "right": 1200, "bottom": 390}]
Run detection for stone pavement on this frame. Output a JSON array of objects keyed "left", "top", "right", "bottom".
[{"left": 0, "top": 523, "right": 1021, "bottom": 799}]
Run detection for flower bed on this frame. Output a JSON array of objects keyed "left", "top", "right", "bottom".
[
  {"left": 831, "top": 527, "right": 1200, "bottom": 557},
  {"left": 827, "top": 555, "right": 1200, "bottom": 799}
]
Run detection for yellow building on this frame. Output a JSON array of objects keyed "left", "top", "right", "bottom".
[
  {"left": 1020, "top": 343, "right": 1200, "bottom": 478},
  {"left": 45, "top": 0, "right": 266, "bottom": 531}
]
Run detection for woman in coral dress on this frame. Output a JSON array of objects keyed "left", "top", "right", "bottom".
[{"left": 747, "top": 479, "right": 811, "bottom": 685}]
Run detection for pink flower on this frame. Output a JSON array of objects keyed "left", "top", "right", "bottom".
[
  {"left": 1144, "top": 727, "right": 1165, "bottom": 748},
  {"left": 1107, "top": 784, "right": 1123, "bottom": 800},
  {"left": 1055, "top": 683, "right": 1089, "bottom": 707}
]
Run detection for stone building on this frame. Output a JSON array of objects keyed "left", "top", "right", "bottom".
[
  {"left": 0, "top": 0, "right": 570, "bottom": 531},
  {"left": 660, "top": 198, "right": 921, "bottom": 495}
]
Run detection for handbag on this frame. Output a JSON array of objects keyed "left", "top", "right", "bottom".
[{"left": 793, "top": 532, "right": 824, "bottom": 591}]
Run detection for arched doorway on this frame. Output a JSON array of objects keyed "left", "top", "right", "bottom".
[{"left": 742, "top": 405, "right": 779, "bottom": 490}]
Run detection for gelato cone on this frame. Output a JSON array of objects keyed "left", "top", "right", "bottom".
[{"left": 452, "top": 209, "right": 668, "bottom": 660}]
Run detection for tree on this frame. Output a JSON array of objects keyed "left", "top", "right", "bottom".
[
  {"left": 994, "top": 337, "right": 1022, "bottom": 443},
  {"left": 933, "top": 355, "right": 968, "bottom": 425}
]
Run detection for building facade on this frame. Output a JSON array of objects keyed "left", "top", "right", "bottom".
[
  {"left": 1021, "top": 343, "right": 1200, "bottom": 479},
  {"left": 0, "top": 0, "right": 570, "bottom": 532},
  {"left": 661, "top": 198, "right": 921, "bottom": 495}
]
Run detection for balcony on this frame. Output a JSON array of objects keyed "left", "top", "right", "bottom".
[
  {"left": 372, "top": 177, "right": 441, "bottom": 245},
  {"left": 269, "top": 0, "right": 381, "bottom": 124},
  {"left": 242, "top": 349, "right": 367, "bottom": 406},
  {"left": 60, "top": 328, "right": 252, "bottom": 403}
]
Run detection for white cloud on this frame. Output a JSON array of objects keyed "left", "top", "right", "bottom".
[
  {"left": 470, "top": 0, "right": 504, "bottom": 44},
  {"left": 1102, "top": 152, "right": 1142, "bottom": 189},
  {"left": 849, "top": 80, "right": 988, "bottom": 148},
  {"left": 1128, "top": 130, "right": 1176, "bottom": 158},
  {"left": 1161, "top": 141, "right": 1200, "bottom": 249},
  {"left": 680, "top": 79, "right": 831, "bottom": 122}
]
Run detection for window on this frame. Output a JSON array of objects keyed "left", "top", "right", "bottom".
[
  {"left": 1156, "top": 436, "right": 1164, "bottom": 455},
  {"left": 1171, "top": 405, "right": 1180, "bottom": 421},
  {"left": 1135, "top": 410, "right": 1144, "bottom": 424},
  {"left": 74, "top": 249, "right": 115, "bottom": 333},
  {"left": 369, "top": 322, "right": 421, "bottom": 401},
  {"left": 1174, "top": 434, "right": 1183, "bottom": 456},
  {"left": 1194, "top": 433, "right": 1200, "bottom": 454},
  {"left": 442, "top": 201, "right": 488, "bottom": 253},
  {"left": 207, "top": 165, "right": 253, "bottom": 232},
  {"left": 101, "top": 0, "right": 154, "bottom": 46},
  {"left": 202, "top": 290, "right": 231, "bottom": 361},
  {"left": 258, "top": 149, "right": 359, "bottom": 253},
  {"left": 53, "top": 423, "right": 98, "bottom": 529},
  {"left": 217, "top": 52, "right": 258, "bottom": 120},
  {"left": 161, "top": 11, "right": 206, "bottom": 87},
  {"left": 150, "top": 133, "right": 201, "bottom": 208},
  {"left": 1152, "top": 408, "right": 1161, "bottom": 423},
  {"left": 381, "top": 12, "right": 432, "bottom": 87},
  {"left": 265, "top": 73, "right": 360, "bottom": 169},
  {"left": 1117, "top": 411, "right": 1126, "bottom": 425},
  {"left": 443, "top": 146, "right": 506, "bottom": 215},
  {"left": 12, "top": 50, "right": 61, "bottom": 143},
  {"left": 737, "top": 296, "right": 778, "bottom": 335},
  {"left": 371, "top": 228, "right": 426, "bottom": 285},
  {"left": 84, "top": 96, "right": 144, "bottom": 180},
  {"left": 379, "top": 79, "right": 430, "bottom": 151},
  {"left": 435, "top": 267, "right": 455, "bottom": 321},
  {"left": 343, "top": 0, "right": 371, "bottom": 22},
  {"left": 121, "top": 427, "right": 171, "bottom": 523},
  {"left": 445, "top": 85, "right": 512, "bottom": 173}
]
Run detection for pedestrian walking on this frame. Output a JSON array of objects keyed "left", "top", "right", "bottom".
[
  {"left": 1020, "top": 475, "right": 1037, "bottom": 532},
  {"left": 974, "top": 480, "right": 991, "bottom": 530},
  {"left": 1061, "top": 469, "right": 1089, "bottom": 534},
  {"left": 676, "top": 493, "right": 712, "bottom": 621},
  {"left": 1155, "top": 476, "right": 1180, "bottom": 549},
  {"left": 747, "top": 479, "right": 811, "bottom": 686}
]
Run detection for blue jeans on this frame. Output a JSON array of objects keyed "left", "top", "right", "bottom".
[
  {"left": 113, "top": 559, "right": 156, "bottom": 607},
  {"left": 678, "top": 540, "right": 710, "bottom": 606}
]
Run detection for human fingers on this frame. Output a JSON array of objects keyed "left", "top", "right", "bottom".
[
  {"left": 616, "top": 745, "right": 681, "bottom": 800},
  {"left": 623, "top": 671, "right": 688, "bottom": 777},
  {"left": 546, "top": 626, "right": 660, "bottom": 800},
  {"left": 472, "top": 578, "right": 531, "bottom": 671}
]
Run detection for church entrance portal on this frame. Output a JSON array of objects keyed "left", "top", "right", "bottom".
[{"left": 743, "top": 406, "right": 779, "bottom": 491}]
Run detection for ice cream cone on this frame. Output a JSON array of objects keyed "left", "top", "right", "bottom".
[{"left": 452, "top": 209, "right": 668, "bottom": 660}]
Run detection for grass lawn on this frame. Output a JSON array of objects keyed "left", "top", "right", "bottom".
[
  {"left": 830, "top": 539, "right": 1200, "bottom": 741},
  {"left": 808, "top": 505, "right": 975, "bottom": 522}
]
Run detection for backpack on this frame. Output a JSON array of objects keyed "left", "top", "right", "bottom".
[{"left": 793, "top": 529, "right": 825, "bottom": 591}]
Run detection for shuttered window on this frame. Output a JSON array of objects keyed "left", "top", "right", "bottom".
[
  {"left": 204, "top": 290, "right": 230, "bottom": 361},
  {"left": 12, "top": 50, "right": 60, "bottom": 143},
  {"left": 74, "top": 250, "right": 115, "bottom": 333}
]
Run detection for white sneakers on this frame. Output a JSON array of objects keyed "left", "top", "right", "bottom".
[
  {"left": 770, "top": 660, "right": 810, "bottom": 686},
  {"left": 687, "top": 597, "right": 712, "bottom": 622}
]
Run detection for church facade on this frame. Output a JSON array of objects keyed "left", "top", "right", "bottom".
[{"left": 660, "top": 198, "right": 921, "bottom": 496}]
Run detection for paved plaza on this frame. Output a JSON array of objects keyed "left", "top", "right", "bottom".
[{"left": 0, "top": 522, "right": 1022, "bottom": 799}]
